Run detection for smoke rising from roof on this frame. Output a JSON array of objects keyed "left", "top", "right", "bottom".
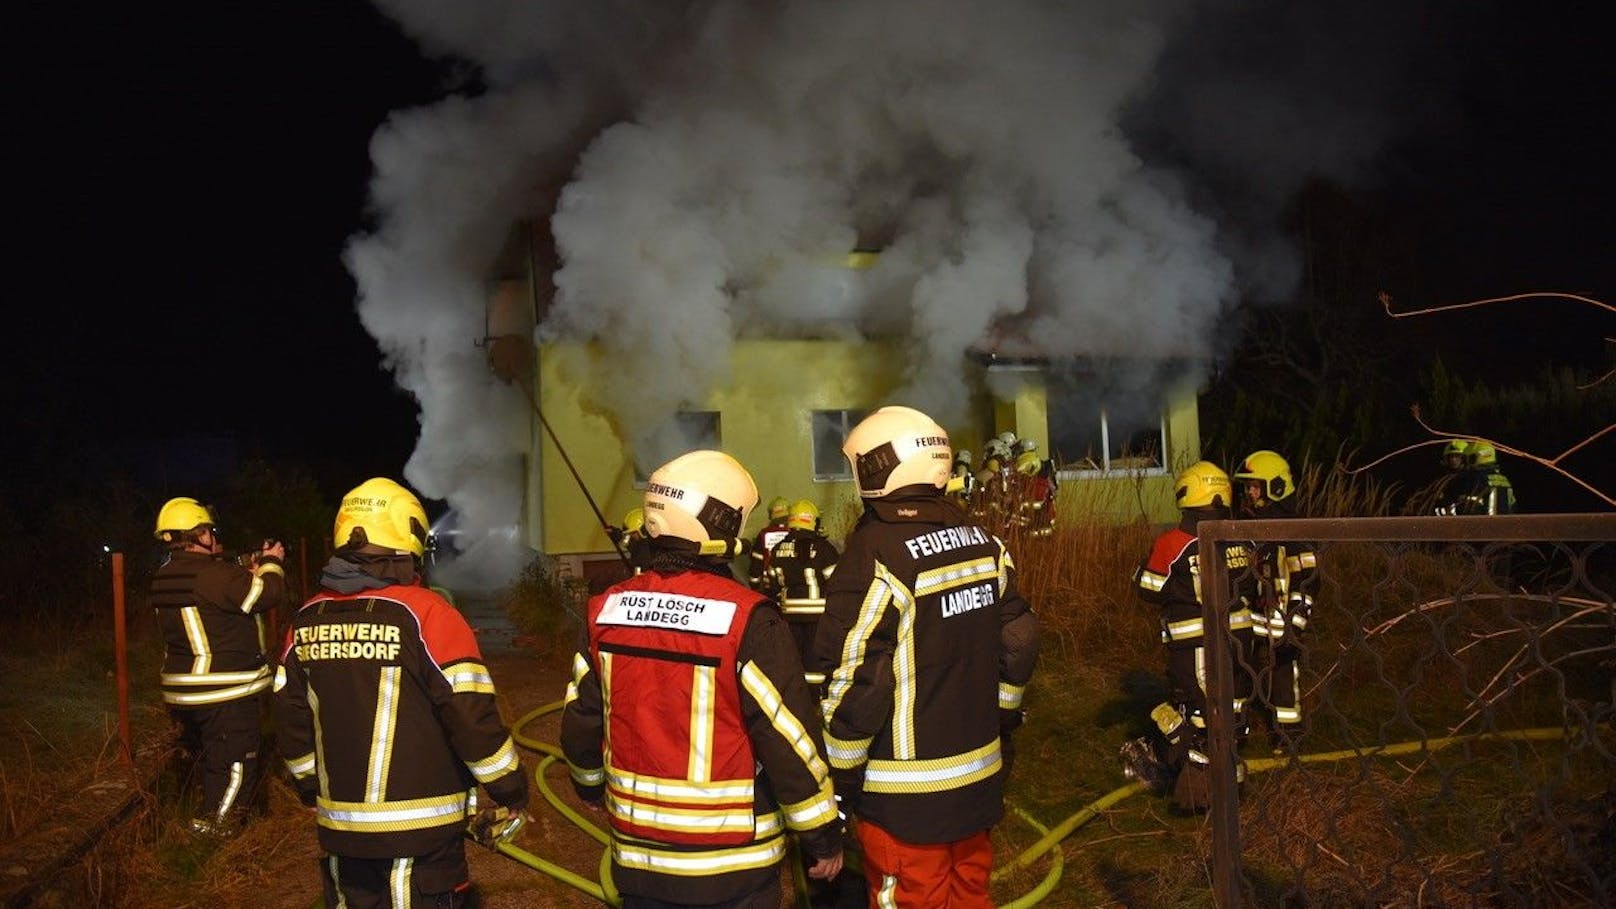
[{"left": 348, "top": 0, "right": 1458, "bottom": 582}]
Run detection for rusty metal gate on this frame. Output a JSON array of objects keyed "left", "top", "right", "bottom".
[{"left": 1197, "top": 513, "right": 1616, "bottom": 908}]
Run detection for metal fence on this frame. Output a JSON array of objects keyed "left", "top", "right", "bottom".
[{"left": 1198, "top": 514, "right": 1616, "bottom": 908}]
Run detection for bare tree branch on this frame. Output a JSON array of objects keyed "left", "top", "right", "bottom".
[{"left": 1377, "top": 290, "right": 1616, "bottom": 318}]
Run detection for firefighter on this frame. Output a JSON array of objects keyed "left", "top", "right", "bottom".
[
  {"left": 814, "top": 406, "right": 1040, "bottom": 909},
  {"left": 1440, "top": 439, "right": 1517, "bottom": 516},
  {"left": 767, "top": 498, "right": 841, "bottom": 684},
  {"left": 1125, "top": 461, "right": 1257, "bottom": 812},
  {"left": 949, "top": 449, "right": 976, "bottom": 507},
  {"left": 1011, "top": 449, "right": 1057, "bottom": 537},
  {"left": 748, "top": 495, "right": 793, "bottom": 594},
  {"left": 275, "top": 478, "right": 528, "bottom": 909},
  {"left": 561, "top": 451, "right": 843, "bottom": 909},
  {"left": 1233, "top": 450, "right": 1317, "bottom": 752},
  {"left": 607, "top": 507, "right": 652, "bottom": 572},
  {"left": 150, "top": 497, "right": 289, "bottom": 836}
]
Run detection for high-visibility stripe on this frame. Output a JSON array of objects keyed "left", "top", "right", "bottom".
[
  {"left": 1288, "top": 551, "right": 1317, "bottom": 571},
  {"left": 780, "top": 600, "right": 825, "bottom": 615},
  {"left": 564, "top": 651, "right": 590, "bottom": 707},
  {"left": 612, "top": 836, "right": 787, "bottom": 876},
  {"left": 778, "top": 781, "right": 839, "bottom": 830},
  {"left": 877, "top": 874, "right": 898, "bottom": 909},
  {"left": 823, "top": 571, "right": 893, "bottom": 720},
  {"left": 1138, "top": 570, "right": 1168, "bottom": 593},
  {"left": 389, "top": 858, "right": 411, "bottom": 908},
  {"left": 913, "top": 557, "right": 998, "bottom": 596},
  {"left": 803, "top": 671, "right": 826, "bottom": 686},
  {"left": 688, "top": 665, "right": 716, "bottom": 783},
  {"left": 216, "top": 760, "right": 244, "bottom": 821},
  {"left": 804, "top": 566, "right": 821, "bottom": 603},
  {"left": 309, "top": 686, "right": 330, "bottom": 798},
  {"left": 571, "top": 763, "right": 605, "bottom": 788},
  {"left": 328, "top": 856, "right": 346, "bottom": 909},
  {"left": 862, "top": 739, "right": 1001, "bottom": 793},
  {"left": 181, "top": 607, "right": 210, "bottom": 673},
  {"left": 239, "top": 576, "right": 266, "bottom": 614},
  {"left": 273, "top": 664, "right": 287, "bottom": 692},
  {"left": 998, "top": 681, "right": 1025, "bottom": 710},
  {"left": 469, "top": 737, "right": 519, "bottom": 784},
  {"left": 606, "top": 796, "right": 756, "bottom": 836},
  {"left": 286, "top": 751, "right": 317, "bottom": 780},
  {"left": 1164, "top": 617, "right": 1204, "bottom": 641},
  {"left": 316, "top": 791, "right": 471, "bottom": 832},
  {"left": 162, "top": 668, "right": 267, "bottom": 685},
  {"left": 823, "top": 732, "right": 872, "bottom": 770},
  {"left": 445, "top": 661, "right": 496, "bottom": 695},
  {"left": 365, "top": 667, "right": 401, "bottom": 803},
  {"left": 605, "top": 769, "right": 754, "bottom": 803},
  {"left": 161, "top": 673, "right": 271, "bottom": 706},
  {"left": 599, "top": 653, "right": 615, "bottom": 769},
  {"left": 885, "top": 565, "right": 918, "bottom": 760},
  {"left": 738, "top": 661, "right": 828, "bottom": 779}
]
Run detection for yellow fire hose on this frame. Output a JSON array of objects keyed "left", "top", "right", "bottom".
[{"left": 496, "top": 700, "right": 1588, "bottom": 908}]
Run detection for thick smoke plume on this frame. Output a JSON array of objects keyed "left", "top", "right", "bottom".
[{"left": 349, "top": 0, "right": 1450, "bottom": 584}]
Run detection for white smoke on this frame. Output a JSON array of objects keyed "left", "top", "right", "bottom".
[{"left": 349, "top": 0, "right": 1436, "bottom": 584}]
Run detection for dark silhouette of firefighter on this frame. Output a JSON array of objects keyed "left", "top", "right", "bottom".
[
  {"left": 150, "top": 497, "right": 290, "bottom": 837},
  {"left": 1123, "top": 461, "right": 1257, "bottom": 812},
  {"left": 1233, "top": 450, "right": 1317, "bottom": 753}
]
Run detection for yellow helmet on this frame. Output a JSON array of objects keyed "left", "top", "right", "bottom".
[
  {"left": 622, "top": 507, "right": 645, "bottom": 536},
  {"left": 1174, "top": 461, "right": 1231, "bottom": 510},
  {"left": 1015, "top": 451, "right": 1042, "bottom": 476},
  {"left": 1233, "top": 450, "right": 1294, "bottom": 503},
  {"left": 767, "top": 496, "right": 791, "bottom": 522},
  {"left": 1467, "top": 440, "right": 1498, "bottom": 467},
  {"left": 786, "top": 499, "right": 820, "bottom": 531},
  {"left": 643, "top": 451, "right": 759, "bottom": 544},
  {"left": 843, "top": 406, "right": 952, "bottom": 498},
  {"left": 334, "top": 477, "right": 428, "bottom": 557},
  {"left": 1441, "top": 438, "right": 1472, "bottom": 467},
  {"left": 154, "top": 497, "right": 215, "bottom": 541}
]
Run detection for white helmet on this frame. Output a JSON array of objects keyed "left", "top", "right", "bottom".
[
  {"left": 842, "top": 406, "right": 953, "bottom": 498},
  {"left": 642, "top": 450, "right": 759, "bottom": 544}
]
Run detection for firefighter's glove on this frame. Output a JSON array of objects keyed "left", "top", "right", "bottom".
[{"left": 468, "top": 806, "right": 528, "bottom": 849}]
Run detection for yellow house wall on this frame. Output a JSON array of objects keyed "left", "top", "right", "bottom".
[
  {"left": 536, "top": 339, "right": 908, "bottom": 555},
  {"left": 533, "top": 341, "right": 1202, "bottom": 553}
]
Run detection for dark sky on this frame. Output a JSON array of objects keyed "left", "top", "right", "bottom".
[{"left": 9, "top": 2, "right": 1612, "bottom": 514}]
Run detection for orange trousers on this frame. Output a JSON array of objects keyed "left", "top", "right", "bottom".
[{"left": 855, "top": 820, "right": 993, "bottom": 909}]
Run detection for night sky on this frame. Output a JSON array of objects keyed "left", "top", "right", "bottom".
[{"left": 9, "top": 2, "right": 1612, "bottom": 516}]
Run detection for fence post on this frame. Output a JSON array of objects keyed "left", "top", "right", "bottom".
[
  {"left": 1199, "top": 522, "right": 1243, "bottom": 908},
  {"left": 111, "top": 552, "right": 132, "bottom": 770}
]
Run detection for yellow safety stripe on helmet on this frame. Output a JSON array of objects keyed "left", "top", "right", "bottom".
[
  {"left": 238, "top": 576, "right": 266, "bottom": 614},
  {"left": 364, "top": 667, "right": 401, "bottom": 802},
  {"left": 315, "top": 791, "right": 472, "bottom": 833},
  {"left": 739, "top": 661, "right": 830, "bottom": 780},
  {"left": 285, "top": 751, "right": 317, "bottom": 780},
  {"left": 606, "top": 794, "right": 758, "bottom": 837},
  {"left": 444, "top": 661, "right": 496, "bottom": 695},
  {"left": 469, "top": 736, "right": 520, "bottom": 784},
  {"left": 180, "top": 606, "right": 211, "bottom": 673},
  {"left": 912, "top": 557, "right": 999, "bottom": 597},
  {"left": 998, "top": 681, "right": 1025, "bottom": 710},
  {"left": 1137, "top": 569, "right": 1168, "bottom": 593},
  {"left": 605, "top": 768, "right": 755, "bottom": 804},
  {"left": 862, "top": 739, "right": 1002, "bottom": 794},
  {"left": 822, "top": 731, "right": 872, "bottom": 770},
  {"left": 161, "top": 672, "right": 272, "bottom": 706},
  {"left": 564, "top": 651, "right": 590, "bottom": 708},
  {"left": 612, "top": 834, "right": 788, "bottom": 877},
  {"left": 688, "top": 665, "right": 717, "bottom": 783}
]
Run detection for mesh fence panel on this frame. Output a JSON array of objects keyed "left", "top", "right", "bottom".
[{"left": 1199, "top": 515, "right": 1615, "bottom": 908}]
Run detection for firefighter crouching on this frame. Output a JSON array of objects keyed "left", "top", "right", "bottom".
[
  {"left": 150, "top": 497, "right": 289, "bottom": 836},
  {"left": 814, "top": 406, "right": 1040, "bottom": 909},
  {"left": 275, "top": 478, "right": 528, "bottom": 909},
  {"left": 767, "top": 498, "right": 841, "bottom": 684},
  {"left": 1126, "top": 461, "right": 1257, "bottom": 813},
  {"left": 561, "top": 451, "right": 843, "bottom": 909}
]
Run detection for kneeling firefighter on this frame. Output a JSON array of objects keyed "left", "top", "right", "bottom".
[{"left": 561, "top": 451, "right": 843, "bottom": 909}]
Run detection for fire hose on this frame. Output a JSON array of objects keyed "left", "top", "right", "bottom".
[{"left": 488, "top": 704, "right": 1585, "bottom": 908}]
